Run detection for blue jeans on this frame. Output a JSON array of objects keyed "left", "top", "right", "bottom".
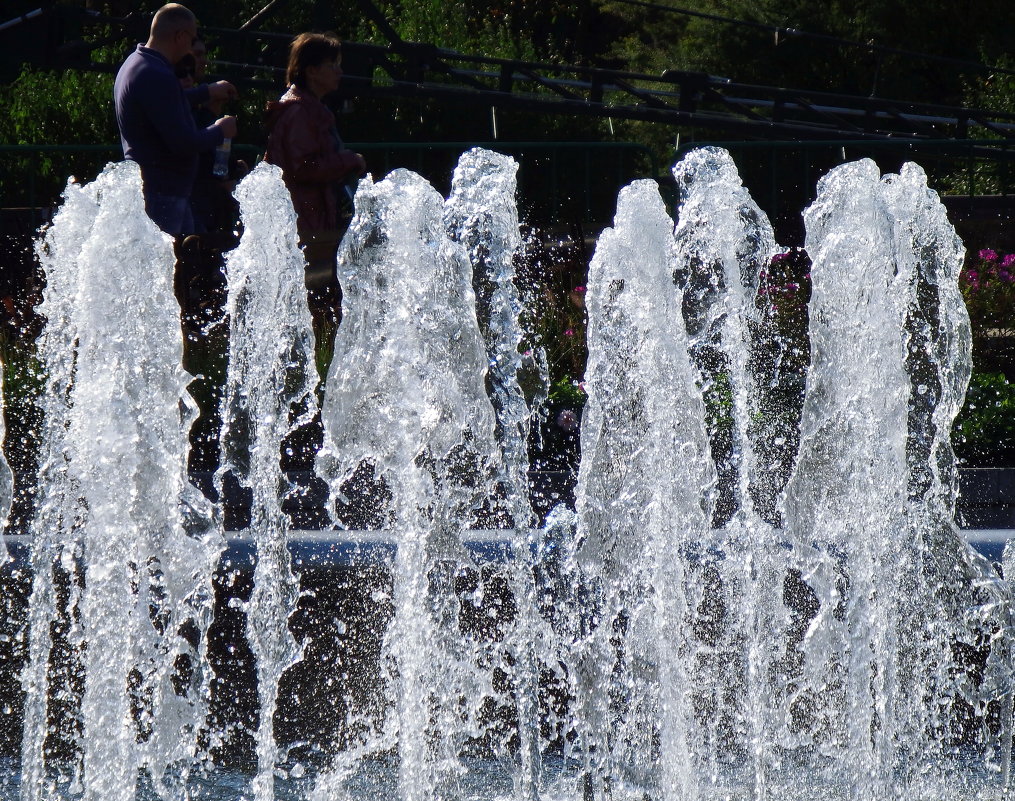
[{"left": 145, "top": 191, "right": 194, "bottom": 236}]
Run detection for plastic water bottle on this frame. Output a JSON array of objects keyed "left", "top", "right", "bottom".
[{"left": 212, "top": 138, "right": 231, "bottom": 178}]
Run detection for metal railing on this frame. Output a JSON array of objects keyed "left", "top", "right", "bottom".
[
  {"left": 674, "top": 137, "right": 1015, "bottom": 221},
  {"left": 4, "top": 138, "right": 1011, "bottom": 237},
  {"left": 0, "top": 140, "right": 659, "bottom": 228}
]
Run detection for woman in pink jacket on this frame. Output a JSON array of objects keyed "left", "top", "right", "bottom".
[
  {"left": 265, "top": 32, "right": 366, "bottom": 319},
  {"left": 265, "top": 32, "right": 366, "bottom": 233}
]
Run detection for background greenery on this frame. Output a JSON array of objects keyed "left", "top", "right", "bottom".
[
  {"left": 4, "top": 0, "right": 1015, "bottom": 198},
  {"left": 2, "top": 0, "right": 1015, "bottom": 468}
]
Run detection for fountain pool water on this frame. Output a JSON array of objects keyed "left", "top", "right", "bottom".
[{"left": 0, "top": 147, "right": 1012, "bottom": 801}]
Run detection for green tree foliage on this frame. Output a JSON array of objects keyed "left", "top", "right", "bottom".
[
  {"left": 939, "top": 56, "right": 1015, "bottom": 195},
  {"left": 598, "top": 0, "right": 1015, "bottom": 105},
  {"left": 0, "top": 65, "right": 118, "bottom": 204},
  {"left": 355, "top": 0, "right": 602, "bottom": 63},
  {"left": 954, "top": 371, "right": 1015, "bottom": 466},
  {"left": 4, "top": 0, "right": 1015, "bottom": 202},
  {"left": 361, "top": 0, "right": 526, "bottom": 57},
  {"left": 0, "top": 66, "right": 116, "bottom": 145}
]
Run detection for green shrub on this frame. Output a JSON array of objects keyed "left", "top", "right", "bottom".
[{"left": 953, "top": 371, "right": 1015, "bottom": 466}]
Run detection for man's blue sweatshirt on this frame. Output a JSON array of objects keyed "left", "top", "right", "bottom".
[{"left": 113, "top": 45, "right": 223, "bottom": 197}]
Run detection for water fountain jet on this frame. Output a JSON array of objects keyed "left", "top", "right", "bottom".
[{"left": 6, "top": 146, "right": 1013, "bottom": 801}]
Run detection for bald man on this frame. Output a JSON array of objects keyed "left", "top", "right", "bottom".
[{"left": 114, "top": 3, "right": 238, "bottom": 235}]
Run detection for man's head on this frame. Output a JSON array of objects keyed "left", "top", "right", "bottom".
[{"left": 148, "top": 4, "right": 198, "bottom": 64}]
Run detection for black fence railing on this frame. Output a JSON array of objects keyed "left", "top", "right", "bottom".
[
  {"left": 669, "top": 137, "right": 1015, "bottom": 245},
  {"left": 675, "top": 137, "right": 1015, "bottom": 212},
  {"left": 0, "top": 140, "right": 659, "bottom": 230}
]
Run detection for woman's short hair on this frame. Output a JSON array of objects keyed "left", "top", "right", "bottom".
[{"left": 286, "top": 32, "right": 341, "bottom": 89}]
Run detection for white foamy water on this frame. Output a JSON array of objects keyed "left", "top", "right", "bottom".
[
  {"left": 24, "top": 161, "right": 222, "bottom": 801},
  {"left": 317, "top": 167, "right": 500, "bottom": 801},
  {"left": 14, "top": 148, "right": 1013, "bottom": 801},
  {"left": 218, "top": 162, "right": 318, "bottom": 801}
]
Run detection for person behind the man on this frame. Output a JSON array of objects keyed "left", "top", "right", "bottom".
[
  {"left": 113, "top": 3, "right": 238, "bottom": 235},
  {"left": 189, "top": 33, "right": 247, "bottom": 237}
]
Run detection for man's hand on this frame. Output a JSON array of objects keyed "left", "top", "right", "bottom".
[
  {"left": 207, "top": 80, "right": 238, "bottom": 103},
  {"left": 215, "top": 115, "right": 238, "bottom": 139}
]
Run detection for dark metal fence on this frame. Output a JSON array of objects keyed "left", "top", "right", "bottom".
[
  {"left": 0, "top": 140, "right": 658, "bottom": 229},
  {"left": 675, "top": 138, "right": 1015, "bottom": 212}
]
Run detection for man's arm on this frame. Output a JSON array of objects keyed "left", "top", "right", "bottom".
[
  {"left": 185, "top": 80, "right": 237, "bottom": 109},
  {"left": 138, "top": 70, "right": 231, "bottom": 155}
]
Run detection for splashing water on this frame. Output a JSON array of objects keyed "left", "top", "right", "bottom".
[
  {"left": 23, "top": 161, "right": 221, "bottom": 801},
  {"left": 669, "top": 149, "right": 786, "bottom": 800},
  {"left": 217, "top": 162, "right": 319, "bottom": 801},
  {"left": 564, "top": 152, "right": 1015, "bottom": 800},
  {"left": 781, "top": 158, "right": 917, "bottom": 799},
  {"left": 21, "top": 174, "right": 101, "bottom": 801},
  {"left": 445, "top": 148, "right": 545, "bottom": 801},
  {"left": 0, "top": 365, "right": 12, "bottom": 556},
  {"left": 445, "top": 149, "right": 531, "bottom": 512},
  {"left": 317, "top": 167, "right": 500, "bottom": 801},
  {"left": 12, "top": 147, "right": 1015, "bottom": 801},
  {"left": 571, "top": 178, "right": 714, "bottom": 800}
]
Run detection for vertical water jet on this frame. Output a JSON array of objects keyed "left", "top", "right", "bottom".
[
  {"left": 318, "top": 167, "right": 498, "bottom": 801},
  {"left": 217, "top": 162, "right": 319, "bottom": 801},
  {"left": 671, "top": 147, "right": 786, "bottom": 800},
  {"left": 574, "top": 178, "right": 714, "bottom": 800},
  {"left": 0, "top": 367, "right": 11, "bottom": 550},
  {"left": 21, "top": 175, "right": 99, "bottom": 801},
  {"left": 445, "top": 147, "right": 544, "bottom": 801},
  {"left": 13, "top": 145, "right": 1015, "bottom": 801},
  {"left": 780, "top": 159, "right": 911, "bottom": 800},
  {"left": 23, "top": 160, "right": 221, "bottom": 801}
]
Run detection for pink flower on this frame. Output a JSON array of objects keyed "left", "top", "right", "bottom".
[
  {"left": 966, "top": 270, "right": 979, "bottom": 281},
  {"left": 1003, "top": 254, "right": 1015, "bottom": 268},
  {"left": 980, "top": 248, "right": 999, "bottom": 262},
  {"left": 573, "top": 285, "right": 586, "bottom": 293},
  {"left": 564, "top": 328, "right": 574, "bottom": 337}
]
